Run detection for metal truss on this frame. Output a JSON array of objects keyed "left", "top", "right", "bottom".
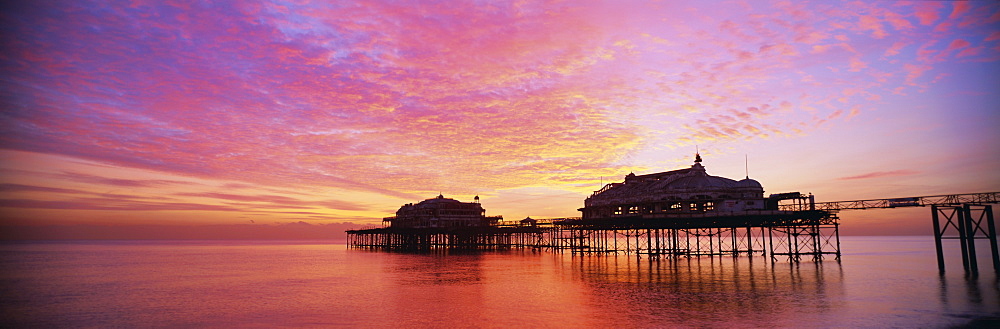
[{"left": 796, "top": 192, "right": 1000, "bottom": 211}]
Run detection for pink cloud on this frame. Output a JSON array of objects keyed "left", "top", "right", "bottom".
[
  {"left": 845, "top": 106, "right": 861, "bottom": 120},
  {"left": 0, "top": 198, "right": 243, "bottom": 212},
  {"left": 946, "top": 39, "right": 971, "bottom": 51},
  {"left": 0, "top": 222, "right": 366, "bottom": 240},
  {"left": 948, "top": 1, "right": 971, "bottom": 19},
  {"left": 883, "top": 42, "right": 906, "bottom": 57},
  {"left": 795, "top": 31, "right": 828, "bottom": 44},
  {"left": 956, "top": 47, "right": 983, "bottom": 58},
  {"left": 883, "top": 11, "right": 914, "bottom": 30},
  {"left": 837, "top": 170, "right": 920, "bottom": 180},
  {"left": 857, "top": 15, "right": 888, "bottom": 39},
  {"left": 55, "top": 172, "right": 187, "bottom": 188},
  {"left": 849, "top": 57, "right": 868, "bottom": 72},
  {"left": 915, "top": 39, "right": 940, "bottom": 62},
  {"left": 933, "top": 21, "right": 955, "bottom": 34},
  {"left": 827, "top": 110, "right": 844, "bottom": 120},
  {"left": 760, "top": 44, "right": 799, "bottom": 57},
  {"left": 176, "top": 192, "right": 371, "bottom": 211},
  {"left": 914, "top": 2, "right": 943, "bottom": 25},
  {"left": 0, "top": 184, "right": 83, "bottom": 194}
]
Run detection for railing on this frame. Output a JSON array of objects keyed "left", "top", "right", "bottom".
[
  {"left": 591, "top": 183, "right": 620, "bottom": 197},
  {"left": 496, "top": 217, "right": 582, "bottom": 228},
  {"left": 794, "top": 192, "right": 1000, "bottom": 211}
]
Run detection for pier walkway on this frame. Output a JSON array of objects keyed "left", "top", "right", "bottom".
[{"left": 787, "top": 192, "right": 999, "bottom": 274}]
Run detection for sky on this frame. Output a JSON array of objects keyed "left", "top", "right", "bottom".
[{"left": 1, "top": 0, "right": 998, "bottom": 238}]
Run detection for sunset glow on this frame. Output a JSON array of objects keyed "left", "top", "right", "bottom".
[{"left": 2, "top": 1, "right": 998, "bottom": 237}]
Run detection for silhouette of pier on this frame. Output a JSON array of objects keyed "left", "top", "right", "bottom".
[
  {"left": 349, "top": 156, "right": 844, "bottom": 261},
  {"left": 346, "top": 155, "right": 997, "bottom": 271},
  {"left": 348, "top": 191, "right": 999, "bottom": 271},
  {"left": 802, "top": 192, "right": 999, "bottom": 274},
  {"left": 347, "top": 194, "right": 842, "bottom": 262}
]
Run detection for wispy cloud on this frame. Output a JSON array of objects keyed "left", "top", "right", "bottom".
[
  {"left": 176, "top": 192, "right": 371, "bottom": 211},
  {"left": 55, "top": 172, "right": 187, "bottom": 188},
  {"left": 0, "top": 183, "right": 83, "bottom": 194},
  {"left": 837, "top": 170, "right": 920, "bottom": 181},
  {"left": 0, "top": 198, "right": 242, "bottom": 211}
]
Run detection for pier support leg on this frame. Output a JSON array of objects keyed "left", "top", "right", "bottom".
[
  {"left": 833, "top": 223, "right": 842, "bottom": 260},
  {"left": 954, "top": 206, "right": 972, "bottom": 273},
  {"left": 767, "top": 227, "right": 775, "bottom": 262},
  {"left": 985, "top": 205, "right": 1000, "bottom": 272},
  {"left": 962, "top": 204, "right": 978, "bottom": 274}
]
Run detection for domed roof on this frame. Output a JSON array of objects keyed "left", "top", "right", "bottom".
[
  {"left": 735, "top": 177, "right": 762, "bottom": 189},
  {"left": 586, "top": 153, "right": 766, "bottom": 206},
  {"left": 417, "top": 194, "right": 461, "bottom": 205},
  {"left": 659, "top": 160, "right": 739, "bottom": 190},
  {"left": 667, "top": 174, "right": 738, "bottom": 189}
]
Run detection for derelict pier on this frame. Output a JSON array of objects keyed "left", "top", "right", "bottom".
[
  {"left": 346, "top": 207, "right": 840, "bottom": 261},
  {"left": 347, "top": 155, "right": 841, "bottom": 261}
]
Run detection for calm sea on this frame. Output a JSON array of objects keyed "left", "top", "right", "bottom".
[{"left": 1, "top": 236, "right": 997, "bottom": 328}]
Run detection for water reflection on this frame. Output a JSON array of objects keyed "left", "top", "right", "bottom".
[
  {"left": 561, "top": 255, "right": 845, "bottom": 327},
  {"left": 370, "top": 250, "right": 607, "bottom": 328},
  {"left": 387, "top": 252, "right": 485, "bottom": 286},
  {"left": 938, "top": 272, "right": 1000, "bottom": 323},
  {"left": 6, "top": 240, "right": 995, "bottom": 328}
]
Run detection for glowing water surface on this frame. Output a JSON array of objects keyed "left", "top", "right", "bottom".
[{"left": 1, "top": 236, "right": 997, "bottom": 327}]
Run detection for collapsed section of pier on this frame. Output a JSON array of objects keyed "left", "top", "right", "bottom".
[{"left": 347, "top": 155, "right": 840, "bottom": 261}]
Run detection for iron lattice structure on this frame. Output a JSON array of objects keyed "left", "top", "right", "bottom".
[
  {"left": 348, "top": 211, "right": 842, "bottom": 262},
  {"left": 552, "top": 210, "right": 840, "bottom": 261},
  {"left": 783, "top": 192, "right": 1000, "bottom": 211}
]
